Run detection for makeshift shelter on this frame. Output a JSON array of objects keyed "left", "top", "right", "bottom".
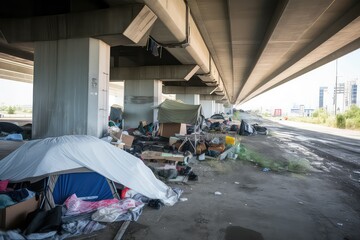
[
  {"left": 0, "top": 135, "right": 179, "bottom": 206},
  {"left": 109, "top": 104, "right": 123, "bottom": 123},
  {"left": 0, "top": 122, "right": 23, "bottom": 134},
  {"left": 46, "top": 172, "right": 117, "bottom": 208},
  {"left": 157, "top": 99, "right": 203, "bottom": 125}
]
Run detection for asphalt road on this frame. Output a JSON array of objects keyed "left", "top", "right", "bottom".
[{"left": 240, "top": 113, "right": 360, "bottom": 198}]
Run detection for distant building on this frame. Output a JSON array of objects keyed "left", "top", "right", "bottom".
[
  {"left": 319, "top": 86, "right": 332, "bottom": 111},
  {"left": 273, "top": 109, "right": 282, "bottom": 117},
  {"left": 319, "top": 79, "right": 359, "bottom": 114},
  {"left": 290, "top": 104, "right": 314, "bottom": 117},
  {"left": 346, "top": 80, "right": 359, "bottom": 107},
  {"left": 319, "top": 87, "right": 327, "bottom": 108},
  {"left": 351, "top": 84, "right": 357, "bottom": 105}
]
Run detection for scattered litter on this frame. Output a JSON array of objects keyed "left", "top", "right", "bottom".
[
  {"left": 262, "top": 168, "right": 270, "bottom": 172},
  {"left": 229, "top": 222, "right": 232, "bottom": 225},
  {"left": 211, "top": 137, "right": 220, "bottom": 144},
  {"left": 244, "top": 203, "right": 247, "bottom": 206},
  {"left": 198, "top": 153, "right": 205, "bottom": 161},
  {"left": 180, "top": 198, "right": 188, "bottom": 202},
  {"left": 214, "top": 191, "right": 222, "bottom": 195},
  {"left": 298, "top": 201, "right": 304, "bottom": 205},
  {"left": 337, "top": 223, "right": 343, "bottom": 226},
  {"left": 234, "top": 182, "right": 240, "bottom": 184},
  {"left": 353, "top": 170, "right": 360, "bottom": 174}
]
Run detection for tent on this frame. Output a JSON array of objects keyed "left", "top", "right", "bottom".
[
  {"left": 157, "top": 99, "right": 203, "bottom": 125},
  {"left": 45, "top": 171, "right": 117, "bottom": 208},
  {"left": 109, "top": 104, "right": 123, "bottom": 123},
  {"left": 0, "top": 135, "right": 179, "bottom": 206}
]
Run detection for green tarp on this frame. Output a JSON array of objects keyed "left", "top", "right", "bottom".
[{"left": 157, "top": 99, "right": 203, "bottom": 125}]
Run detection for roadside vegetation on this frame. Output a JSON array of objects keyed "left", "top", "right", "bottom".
[
  {"left": 236, "top": 144, "right": 311, "bottom": 173},
  {"left": 286, "top": 105, "right": 360, "bottom": 130},
  {"left": 0, "top": 105, "right": 32, "bottom": 117}
]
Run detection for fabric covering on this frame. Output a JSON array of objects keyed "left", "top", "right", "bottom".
[
  {"left": 52, "top": 172, "right": 113, "bottom": 205},
  {"left": 0, "top": 135, "right": 179, "bottom": 206},
  {"left": 157, "top": 99, "right": 203, "bottom": 125},
  {"left": 64, "top": 194, "right": 119, "bottom": 215}
]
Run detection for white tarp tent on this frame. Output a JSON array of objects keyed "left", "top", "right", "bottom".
[{"left": 0, "top": 135, "right": 178, "bottom": 206}]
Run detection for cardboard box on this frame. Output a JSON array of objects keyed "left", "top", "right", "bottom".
[
  {"left": 159, "top": 123, "right": 187, "bottom": 138},
  {"left": 141, "top": 151, "right": 185, "bottom": 162},
  {"left": 111, "top": 130, "right": 134, "bottom": 149},
  {"left": 139, "top": 120, "right": 147, "bottom": 127},
  {"left": 0, "top": 196, "right": 40, "bottom": 230},
  {"left": 121, "top": 134, "right": 134, "bottom": 149}
]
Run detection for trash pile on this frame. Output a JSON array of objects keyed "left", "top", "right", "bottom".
[
  {"left": 0, "top": 122, "right": 32, "bottom": 141},
  {"left": 0, "top": 100, "right": 269, "bottom": 238},
  {"left": 0, "top": 135, "right": 181, "bottom": 238}
]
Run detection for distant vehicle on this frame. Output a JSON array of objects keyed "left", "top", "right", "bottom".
[
  {"left": 0, "top": 113, "right": 4, "bottom": 118},
  {"left": 210, "top": 114, "right": 225, "bottom": 120},
  {"left": 207, "top": 114, "right": 232, "bottom": 123}
]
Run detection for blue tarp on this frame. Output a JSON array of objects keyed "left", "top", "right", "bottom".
[{"left": 52, "top": 172, "right": 113, "bottom": 205}]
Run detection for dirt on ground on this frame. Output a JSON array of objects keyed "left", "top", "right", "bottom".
[
  {"left": 119, "top": 114, "right": 360, "bottom": 240},
  {"left": 4, "top": 115, "right": 358, "bottom": 240},
  {"left": 121, "top": 159, "right": 359, "bottom": 240}
]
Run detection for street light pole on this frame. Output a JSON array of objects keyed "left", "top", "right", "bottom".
[{"left": 335, "top": 59, "right": 338, "bottom": 115}]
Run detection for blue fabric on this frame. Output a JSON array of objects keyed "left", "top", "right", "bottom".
[
  {"left": 52, "top": 172, "right": 113, "bottom": 205},
  {"left": 5, "top": 133, "right": 23, "bottom": 141},
  {"left": 0, "top": 194, "right": 16, "bottom": 208}
]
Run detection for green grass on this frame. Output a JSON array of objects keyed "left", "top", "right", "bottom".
[
  {"left": 286, "top": 106, "right": 360, "bottom": 130},
  {"left": 236, "top": 144, "right": 311, "bottom": 173},
  {"left": 287, "top": 159, "right": 311, "bottom": 173}
]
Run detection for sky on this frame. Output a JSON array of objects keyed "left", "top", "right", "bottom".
[
  {"left": 239, "top": 48, "right": 360, "bottom": 113},
  {"left": 0, "top": 79, "right": 33, "bottom": 106},
  {"left": 0, "top": 48, "right": 359, "bottom": 109}
]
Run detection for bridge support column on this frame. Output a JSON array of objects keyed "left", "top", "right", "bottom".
[
  {"left": 176, "top": 94, "right": 200, "bottom": 105},
  {"left": 33, "top": 38, "right": 110, "bottom": 139},
  {"left": 215, "top": 103, "right": 225, "bottom": 114},
  {"left": 200, "top": 100, "right": 215, "bottom": 118},
  {"left": 124, "top": 80, "right": 162, "bottom": 128}
]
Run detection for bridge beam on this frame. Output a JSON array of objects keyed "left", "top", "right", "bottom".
[
  {"left": 163, "top": 86, "right": 217, "bottom": 95},
  {"left": 110, "top": 65, "right": 199, "bottom": 81}
]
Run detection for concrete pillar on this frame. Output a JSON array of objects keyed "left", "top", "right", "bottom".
[
  {"left": 215, "top": 103, "right": 225, "bottom": 114},
  {"left": 176, "top": 94, "right": 200, "bottom": 105},
  {"left": 224, "top": 105, "right": 234, "bottom": 115},
  {"left": 200, "top": 100, "right": 215, "bottom": 118},
  {"left": 124, "top": 80, "right": 162, "bottom": 128},
  {"left": 33, "top": 38, "right": 110, "bottom": 139}
]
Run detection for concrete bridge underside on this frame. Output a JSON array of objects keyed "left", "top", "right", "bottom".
[{"left": 0, "top": 0, "right": 359, "bottom": 136}]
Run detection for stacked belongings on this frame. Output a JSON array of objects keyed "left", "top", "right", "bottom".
[
  {"left": 0, "top": 135, "right": 181, "bottom": 239},
  {"left": 252, "top": 123, "right": 268, "bottom": 135},
  {"left": 238, "top": 120, "right": 255, "bottom": 136}
]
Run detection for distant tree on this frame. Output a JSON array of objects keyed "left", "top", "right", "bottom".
[
  {"left": 336, "top": 114, "right": 346, "bottom": 129},
  {"left": 7, "top": 106, "right": 15, "bottom": 114},
  {"left": 312, "top": 108, "right": 329, "bottom": 123},
  {"left": 344, "top": 105, "right": 360, "bottom": 119}
]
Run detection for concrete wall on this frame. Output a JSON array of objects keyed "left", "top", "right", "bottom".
[
  {"left": 124, "top": 80, "right": 162, "bottom": 128},
  {"left": 176, "top": 94, "right": 200, "bottom": 105}
]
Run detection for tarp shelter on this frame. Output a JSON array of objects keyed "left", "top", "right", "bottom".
[
  {"left": 109, "top": 104, "right": 123, "bottom": 123},
  {"left": 47, "top": 172, "right": 117, "bottom": 208},
  {"left": 157, "top": 99, "right": 203, "bottom": 125},
  {"left": 0, "top": 135, "right": 179, "bottom": 206}
]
